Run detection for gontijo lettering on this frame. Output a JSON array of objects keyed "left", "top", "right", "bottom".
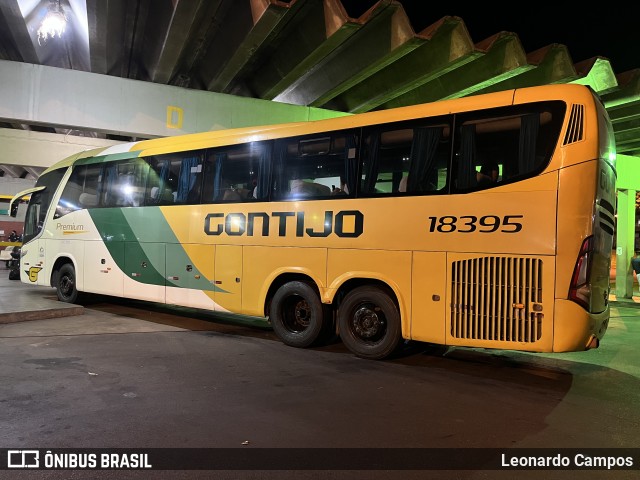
[{"left": 204, "top": 210, "right": 364, "bottom": 237}]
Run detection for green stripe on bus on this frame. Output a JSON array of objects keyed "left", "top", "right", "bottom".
[
  {"left": 89, "top": 207, "right": 224, "bottom": 292},
  {"left": 88, "top": 208, "right": 165, "bottom": 286},
  {"left": 122, "top": 207, "right": 222, "bottom": 292},
  {"left": 75, "top": 151, "right": 142, "bottom": 165}
]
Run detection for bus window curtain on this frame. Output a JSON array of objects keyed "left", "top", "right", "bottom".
[
  {"left": 518, "top": 113, "right": 540, "bottom": 174},
  {"left": 407, "top": 126, "right": 443, "bottom": 192},
  {"left": 256, "top": 143, "right": 272, "bottom": 200},
  {"left": 176, "top": 156, "right": 200, "bottom": 203},
  {"left": 212, "top": 153, "right": 226, "bottom": 201},
  {"left": 272, "top": 140, "right": 289, "bottom": 199},
  {"left": 103, "top": 164, "right": 118, "bottom": 206},
  {"left": 363, "top": 134, "right": 380, "bottom": 194},
  {"left": 159, "top": 159, "right": 170, "bottom": 196},
  {"left": 150, "top": 159, "right": 170, "bottom": 204},
  {"left": 344, "top": 134, "right": 357, "bottom": 195},
  {"left": 457, "top": 124, "right": 477, "bottom": 190},
  {"left": 94, "top": 165, "right": 106, "bottom": 204}
]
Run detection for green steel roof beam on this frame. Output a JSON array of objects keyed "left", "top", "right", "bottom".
[
  {"left": 209, "top": 0, "right": 304, "bottom": 93},
  {"left": 322, "top": 16, "right": 478, "bottom": 113},
  {"left": 602, "top": 69, "right": 640, "bottom": 109},
  {"left": 378, "top": 31, "right": 533, "bottom": 109},
  {"left": 613, "top": 117, "right": 640, "bottom": 137},
  {"left": 570, "top": 57, "right": 618, "bottom": 94},
  {"left": 274, "top": 1, "right": 426, "bottom": 106},
  {"left": 146, "top": 0, "right": 210, "bottom": 85},
  {"left": 246, "top": 0, "right": 364, "bottom": 100},
  {"left": 176, "top": 0, "right": 252, "bottom": 90},
  {"left": 470, "top": 44, "right": 578, "bottom": 96},
  {"left": 607, "top": 100, "right": 640, "bottom": 123},
  {"left": 614, "top": 126, "right": 640, "bottom": 152}
]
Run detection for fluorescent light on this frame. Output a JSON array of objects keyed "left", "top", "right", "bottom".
[{"left": 37, "top": 0, "right": 67, "bottom": 45}]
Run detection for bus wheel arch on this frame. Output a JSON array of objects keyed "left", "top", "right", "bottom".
[
  {"left": 267, "top": 273, "right": 332, "bottom": 348},
  {"left": 335, "top": 280, "right": 403, "bottom": 360},
  {"left": 52, "top": 258, "right": 80, "bottom": 304}
]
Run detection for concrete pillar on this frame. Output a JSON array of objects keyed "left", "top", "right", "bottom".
[{"left": 615, "top": 189, "right": 636, "bottom": 298}]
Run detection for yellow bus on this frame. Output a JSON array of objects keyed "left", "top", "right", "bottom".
[{"left": 10, "top": 84, "right": 616, "bottom": 359}]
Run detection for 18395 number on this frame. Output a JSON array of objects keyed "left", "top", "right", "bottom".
[{"left": 428, "top": 215, "right": 523, "bottom": 233}]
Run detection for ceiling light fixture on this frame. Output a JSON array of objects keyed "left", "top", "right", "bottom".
[{"left": 37, "top": 0, "right": 67, "bottom": 45}]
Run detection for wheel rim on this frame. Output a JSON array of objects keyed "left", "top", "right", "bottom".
[
  {"left": 60, "top": 273, "right": 74, "bottom": 298},
  {"left": 349, "top": 302, "right": 386, "bottom": 343},
  {"left": 281, "top": 295, "right": 311, "bottom": 333}
]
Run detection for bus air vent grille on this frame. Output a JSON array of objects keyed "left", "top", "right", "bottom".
[
  {"left": 598, "top": 199, "right": 615, "bottom": 236},
  {"left": 563, "top": 104, "right": 584, "bottom": 145},
  {"left": 450, "top": 256, "right": 543, "bottom": 343}
]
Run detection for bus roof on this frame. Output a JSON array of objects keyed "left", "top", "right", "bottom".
[
  {"left": 132, "top": 89, "right": 517, "bottom": 157},
  {"left": 41, "top": 83, "right": 594, "bottom": 173}
]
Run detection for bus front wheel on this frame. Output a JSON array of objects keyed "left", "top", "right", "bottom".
[
  {"left": 56, "top": 263, "right": 79, "bottom": 304},
  {"left": 337, "top": 286, "right": 402, "bottom": 360},
  {"left": 269, "top": 281, "right": 327, "bottom": 348}
]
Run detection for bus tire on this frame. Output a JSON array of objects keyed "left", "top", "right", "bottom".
[
  {"left": 337, "top": 286, "right": 402, "bottom": 360},
  {"left": 56, "top": 263, "right": 80, "bottom": 304},
  {"left": 269, "top": 281, "right": 326, "bottom": 348}
]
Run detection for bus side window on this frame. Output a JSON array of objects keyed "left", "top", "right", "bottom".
[
  {"left": 273, "top": 132, "right": 356, "bottom": 201},
  {"left": 146, "top": 156, "right": 177, "bottom": 205},
  {"left": 116, "top": 159, "right": 150, "bottom": 207},
  {"left": 454, "top": 106, "right": 554, "bottom": 192},
  {"left": 361, "top": 129, "right": 410, "bottom": 195},
  {"left": 55, "top": 163, "right": 102, "bottom": 218},
  {"left": 93, "top": 158, "right": 149, "bottom": 207},
  {"left": 202, "top": 141, "right": 271, "bottom": 203},
  {"left": 174, "top": 154, "right": 204, "bottom": 204},
  {"left": 361, "top": 122, "right": 449, "bottom": 196}
]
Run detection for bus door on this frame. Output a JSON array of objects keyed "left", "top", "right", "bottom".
[
  {"left": 214, "top": 245, "right": 242, "bottom": 313},
  {"left": 123, "top": 241, "right": 166, "bottom": 303},
  {"left": 411, "top": 252, "right": 447, "bottom": 344},
  {"left": 165, "top": 243, "right": 216, "bottom": 310}
]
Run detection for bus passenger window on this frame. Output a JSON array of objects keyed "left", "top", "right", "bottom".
[
  {"left": 361, "top": 122, "right": 450, "bottom": 196},
  {"left": 55, "top": 163, "right": 102, "bottom": 217},
  {"left": 100, "top": 158, "right": 150, "bottom": 207},
  {"left": 116, "top": 172, "right": 139, "bottom": 206},
  {"left": 202, "top": 141, "right": 271, "bottom": 203},
  {"left": 146, "top": 156, "right": 180, "bottom": 205},
  {"left": 175, "top": 155, "right": 204, "bottom": 204},
  {"left": 289, "top": 179, "right": 331, "bottom": 197},
  {"left": 272, "top": 132, "right": 357, "bottom": 201},
  {"left": 476, "top": 155, "right": 500, "bottom": 188},
  {"left": 453, "top": 105, "right": 559, "bottom": 192}
]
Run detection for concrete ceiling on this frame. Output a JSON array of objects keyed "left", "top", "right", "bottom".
[{"left": 1, "top": 0, "right": 639, "bottom": 179}]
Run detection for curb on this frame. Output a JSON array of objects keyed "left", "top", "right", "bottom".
[
  {"left": 0, "top": 305, "right": 85, "bottom": 324},
  {"left": 610, "top": 300, "right": 640, "bottom": 309}
]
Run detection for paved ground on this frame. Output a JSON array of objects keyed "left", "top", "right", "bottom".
[{"left": 0, "top": 270, "right": 639, "bottom": 480}]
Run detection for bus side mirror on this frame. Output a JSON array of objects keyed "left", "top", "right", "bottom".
[{"left": 9, "top": 201, "right": 18, "bottom": 217}]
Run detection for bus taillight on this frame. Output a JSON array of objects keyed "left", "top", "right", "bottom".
[{"left": 569, "top": 236, "right": 594, "bottom": 310}]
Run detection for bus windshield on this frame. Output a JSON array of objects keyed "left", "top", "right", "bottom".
[{"left": 23, "top": 168, "right": 66, "bottom": 244}]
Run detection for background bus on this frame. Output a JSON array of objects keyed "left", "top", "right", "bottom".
[{"left": 11, "top": 84, "right": 616, "bottom": 359}]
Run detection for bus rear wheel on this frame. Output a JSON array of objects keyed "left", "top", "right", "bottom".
[
  {"left": 337, "top": 286, "right": 401, "bottom": 360},
  {"left": 56, "top": 263, "right": 80, "bottom": 304},
  {"left": 269, "top": 281, "right": 327, "bottom": 348}
]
